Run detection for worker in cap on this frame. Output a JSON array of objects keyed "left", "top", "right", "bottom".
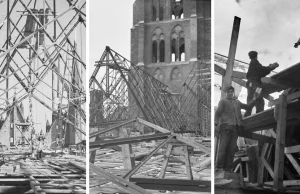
[
  {"left": 244, "top": 51, "right": 279, "bottom": 117},
  {"left": 215, "top": 85, "right": 258, "bottom": 177}
]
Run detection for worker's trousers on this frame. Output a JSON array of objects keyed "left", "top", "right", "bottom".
[
  {"left": 244, "top": 78, "right": 264, "bottom": 117},
  {"left": 215, "top": 124, "right": 239, "bottom": 171}
]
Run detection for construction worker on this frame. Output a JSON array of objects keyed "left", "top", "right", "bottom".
[
  {"left": 215, "top": 86, "right": 258, "bottom": 174},
  {"left": 244, "top": 51, "right": 279, "bottom": 117}
]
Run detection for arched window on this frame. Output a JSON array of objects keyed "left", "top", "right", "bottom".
[
  {"left": 179, "top": 37, "right": 185, "bottom": 61},
  {"left": 172, "top": 0, "right": 183, "bottom": 19},
  {"left": 154, "top": 68, "right": 164, "bottom": 82},
  {"left": 152, "top": 40, "right": 157, "bottom": 63},
  {"left": 160, "top": 40, "right": 165, "bottom": 62},
  {"left": 171, "top": 25, "right": 185, "bottom": 62},
  {"left": 171, "top": 38, "right": 176, "bottom": 62},
  {"left": 171, "top": 67, "right": 182, "bottom": 81},
  {"left": 152, "top": 28, "right": 164, "bottom": 63}
]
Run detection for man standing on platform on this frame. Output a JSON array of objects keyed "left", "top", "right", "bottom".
[
  {"left": 215, "top": 86, "right": 257, "bottom": 174},
  {"left": 244, "top": 51, "right": 279, "bottom": 117}
]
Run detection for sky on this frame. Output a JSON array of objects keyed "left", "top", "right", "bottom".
[
  {"left": 215, "top": 0, "right": 300, "bottom": 71},
  {"left": 215, "top": 0, "right": 300, "bottom": 104},
  {"left": 89, "top": 0, "right": 135, "bottom": 77}
]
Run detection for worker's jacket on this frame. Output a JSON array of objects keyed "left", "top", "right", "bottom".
[
  {"left": 215, "top": 97, "right": 256, "bottom": 127},
  {"left": 246, "top": 59, "right": 272, "bottom": 84}
]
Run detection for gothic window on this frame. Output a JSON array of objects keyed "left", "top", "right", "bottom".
[
  {"left": 160, "top": 39, "right": 165, "bottom": 62},
  {"left": 154, "top": 68, "right": 164, "bottom": 82},
  {"left": 152, "top": 40, "right": 157, "bottom": 63},
  {"left": 172, "top": 0, "right": 183, "bottom": 20},
  {"left": 171, "top": 67, "right": 182, "bottom": 81},
  {"left": 152, "top": 5, "right": 157, "bottom": 21},
  {"left": 152, "top": 28, "right": 165, "bottom": 63},
  {"left": 171, "top": 25, "right": 185, "bottom": 62},
  {"left": 159, "top": 0, "right": 164, "bottom": 21}
]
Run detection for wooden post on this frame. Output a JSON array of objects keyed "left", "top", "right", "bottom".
[
  {"left": 120, "top": 128, "right": 135, "bottom": 170},
  {"left": 273, "top": 94, "right": 287, "bottom": 191},
  {"left": 221, "top": 16, "right": 241, "bottom": 98},
  {"left": 184, "top": 145, "right": 193, "bottom": 180},
  {"left": 158, "top": 144, "right": 173, "bottom": 178}
]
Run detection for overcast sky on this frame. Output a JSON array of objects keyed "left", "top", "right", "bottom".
[
  {"left": 89, "top": 0, "right": 135, "bottom": 76},
  {"left": 215, "top": 0, "right": 300, "bottom": 72}
]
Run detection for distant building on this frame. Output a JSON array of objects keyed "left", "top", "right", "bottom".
[{"left": 131, "top": 0, "right": 211, "bottom": 135}]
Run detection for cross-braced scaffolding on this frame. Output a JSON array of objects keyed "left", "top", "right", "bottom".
[
  {"left": 0, "top": 0, "right": 86, "bottom": 151},
  {"left": 90, "top": 47, "right": 210, "bottom": 135}
]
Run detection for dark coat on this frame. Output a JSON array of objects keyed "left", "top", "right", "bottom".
[{"left": 246, "top": 59, "right": 272, "bottom": 82}]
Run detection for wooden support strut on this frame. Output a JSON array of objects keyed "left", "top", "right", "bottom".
[
  {"left": 123, "top": 135, "right": 175, "bottom": 179},
  {"left": 273, "top": 94, "right": 287, "bottom": 191},
  {"left": 89, "top": 163, "right": 151, "bottom": 194}
]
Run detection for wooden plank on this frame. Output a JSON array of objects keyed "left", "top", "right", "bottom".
[
  {"left": 273, "top": 94, "right": 287, "bottom": 191},
  {"left": 285, "top": 154, "right": 300, "bottom": 175},
  {"left": 90, "top": 133, "right": 171, "bottom": 149},
  {"left": 123, "top": 135, "right": 175, "bottom": 179},
  {"left": 285, "top": 145, "right": 300, "bottom": 154},
  {"left": 158, "top": 144, "right": 173, "bottom": 178},
  {"left": 221, "top": 16, "right": 240, "bottom": 98},
  {"left": 184, "top": 145, "right": 193, "bottom": 180},
  {"left": 89, "top": 163, "right": 151, "bottom": 194}
]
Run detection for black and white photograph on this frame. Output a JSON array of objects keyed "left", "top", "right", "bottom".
[
  {"left": 88, "top": 0, "right": 211, "bottom": 193},
  {"left": 0, "top": 0, "right": 86, "bottom": 193},
  {"left": 214, "top": 0, "right": 300, "bottom": 193}
]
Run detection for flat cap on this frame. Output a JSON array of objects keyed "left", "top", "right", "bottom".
[{"left": 248, "top": 51, "right": 258, "bottom": 59}]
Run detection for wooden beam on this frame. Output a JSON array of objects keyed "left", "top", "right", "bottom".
[
  {"left": 89, "top": 163, "right": 151, "bottom": 194},
  {"left": 285, "top": 154, "right": 300, "bottom": 175},
  {"left": 285, "top": 145, "right": 300, "bottom": 154},
  {"left": 261, "top": 77, "right": 300, "bottom": 91},
  {"left": 258, "top": 143, "right": 269, "bottom": 185},
  {"left": 238, "top": 130, "right": 276, "bottom": 144},
  {"left": 261, "top": 157, "right": 274, "bottom": 179},
  {"left": 158, "top": 144, "right": 173, "bottom": 178},
  {"left": 137, "top": 118, "right": 210, "bottom": 154},
  {"left": 123, "top": 135, "right": 174, "bottom": 179},
  {"left": 273, "top": 94, "right": 287, "bottom": 191},
  {"left": 90, "top": 133, "right": 171, "bottom": 149},
  {"left": 120, "top": 128, "right": 135, "bottom": 170},
  {"left": 265, "top": 180, "right": 300, "bottom": 186},
  {"left": 269, "top": 91, "right": 300, "bottom": 106},
  {"left": 184, "top": 145, "right": 193, "bottom": 180},
  {"left": 89, "top": 118, "right": 136, "bottom": 138},
  {"left": 221, "top": 16, "right": 241, "bottom": 98},
  {"left": 214, "top": 64, "right": 246, "bottom": 79},
  {"left": 129, "top": 178, "right": 210, "bottom": 192}
]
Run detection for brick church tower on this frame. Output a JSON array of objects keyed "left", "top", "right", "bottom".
[{"left": 131, "top": 0, "right": 211, "bottom": 93}]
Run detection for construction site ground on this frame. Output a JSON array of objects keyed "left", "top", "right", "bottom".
[
  {"left": 0, "top": 150, "right": 86, "bottom": 194},
  {"left": 90, "top": 134, "right": 211, "bottom": 194}
]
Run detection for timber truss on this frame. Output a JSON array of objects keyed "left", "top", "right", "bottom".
[
  {"left": 0, "top": 0, "right": 86, "bottom": 149},
  {"left": 89, "top": 47, "right": 211, "bottom": 193}
]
